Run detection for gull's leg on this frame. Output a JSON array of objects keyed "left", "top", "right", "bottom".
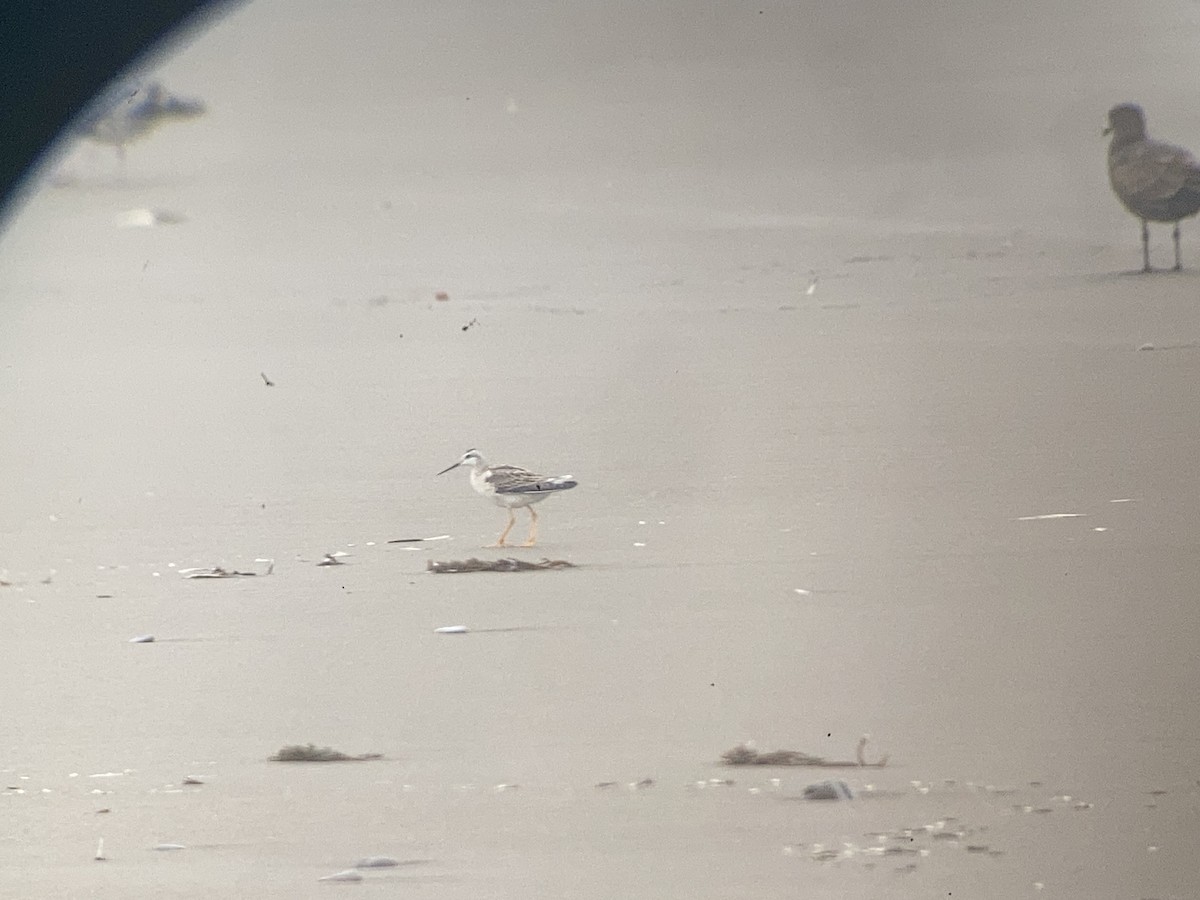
[
  {"left": 522, "top": 506, "right": 539, "bottom": 547},
  {"left": 1142, "top": 219, "right": 1152, "bottom": 273},
  {"left": 492, "top": 509, "right": 516, "bottom": 547},
  {"left": 1174, "top": 221, "right": 1183, "bottom": 271}
]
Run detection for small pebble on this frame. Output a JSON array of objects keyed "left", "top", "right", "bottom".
[
  {"left": 128, "top": 634, "right": 155, "bottom": 644},
  {"left": 803, "top": 779, "right": 853, "bottom": 801},
  {"left": 355, "top": 856, "right": 399, "bottom": 868}
]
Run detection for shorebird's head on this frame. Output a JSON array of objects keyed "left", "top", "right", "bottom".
[
  {"left": 1104, "top": 103, "right": 1146, "bottom": 143},
  {"left": 437, "top": 449, "right": 483, "bottom": 475}
]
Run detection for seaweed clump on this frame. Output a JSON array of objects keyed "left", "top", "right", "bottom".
[
  {"left": 269, "top": 743, "right": 382, "bottom": 762},
  {"left": 722, "top": 736, "right": 888, "bottom": 768}
]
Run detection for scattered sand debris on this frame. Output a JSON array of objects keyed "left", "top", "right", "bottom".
[
  {"left": 94, "top": 838, "right": 106, "bottom": 861},
  {"left": 151, "top": 843, "right": 186, "bottom": 851},
  {"left": 261, "top": 372, "right": 275, "bottom": 387},
  {"left": 435, "top": 291, "right": 450, "bottom": 301},
  {"left": 387, "top": 534, "right": 451, "bottom": 544},
  {"left": 181, "top": 776, "right": 204, "bottom": 785},
  {"left": 461, "top": 317, "right": 479, "bottom": 332},
  {"left": 128, "top": 634, "right": 155, "bottom": 644},
  {"left": 722, "top": 736, "right": 888, "bottom": 768},
  {"left": 318, "top": 869, "right": 363, "bottom": 882},
  {"left": 930, "top": 830, "right": 965, "bottom": 841},
  {"left": 180, "top": 561, "right": 273, "bottom": 579},
  {"left": 269, "top": 744, "right": 382, "bottom": 763},
  {"left": 316, "top": 553, "right": 344, "bottom": 567},
  {"left": 427, "top": 557, "right": 576, "bottom": 574}
]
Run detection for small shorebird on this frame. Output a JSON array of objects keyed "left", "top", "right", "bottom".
[
  {"left": 1105, "top": 103, "right": 1200, "bottom": 272},
  {"left": 76, "top": 80, "right": 205, "bottom": 167},
  {"left": 437, "top": 449, "right": 577, "bottom": 547}
]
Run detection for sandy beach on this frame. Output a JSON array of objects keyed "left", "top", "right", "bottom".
[{"left": 3, "top": 2, "right": 1200, "bottom": 897}]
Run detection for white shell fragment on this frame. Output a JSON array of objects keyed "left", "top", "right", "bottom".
[
  {"left": 434, "top": 625, "right": 469, "bottom": 634},
  {"left": 128, "top": 634, "right": 155, "bottom": 643},
  {"left": 152, "top": 843, "right": 186, "bottom": 851},
  {"left": 115, "top": 208, "right": 186, "bottom": 228},
  {"left": 318, "top": 869, "right": 363, "bottom": 882},
  {"left": 1016, "top": 513, "right": 1086, "bottom": 521}
]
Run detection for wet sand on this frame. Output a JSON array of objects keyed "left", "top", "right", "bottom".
[{"left": 3, "top": 2, "right": 1200, "bottom": 897}]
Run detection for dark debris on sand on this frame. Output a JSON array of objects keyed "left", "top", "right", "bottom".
[
  {"left": 269, "top": 743, "right": 382, "bottom": 762},
  {"left": 722, "top": 736, "right": 888, "bottom": 768},
  {"left": 427, "top": 557, "right": 576, "bottom": 574}
]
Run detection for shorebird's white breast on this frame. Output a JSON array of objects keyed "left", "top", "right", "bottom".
[{"left": 468, "top": 466, "right": 495, "bottom": 497}]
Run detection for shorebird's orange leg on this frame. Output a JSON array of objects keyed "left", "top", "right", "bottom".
[
  {"left": 492, "top": 509, "right": 516, "bottom": 547},
  {"left": 522, "top": 507, "right": 539, "bottom": 547}
]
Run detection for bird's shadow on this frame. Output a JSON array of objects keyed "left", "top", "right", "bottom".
[
  {"left": 1117, "top": 267, "right": 1184, "bottom": 276},
  {"left": 1084, "top": 266, "right": 1200, "bottom": 281}
]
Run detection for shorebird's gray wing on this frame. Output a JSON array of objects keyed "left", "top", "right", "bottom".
[
  {"left": 1110, "top": 138, "right": 1200, "bottom": 212},
  {"left": 75, "top": 80, "right": 204, "bottom": 146},
  {"left": 489, "top": 465, "right": 577, "bottom": 494}
]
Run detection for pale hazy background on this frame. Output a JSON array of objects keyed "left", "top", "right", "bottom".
[{"left": 3, "top": 2, "right": 1200, "bottom": 898}]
